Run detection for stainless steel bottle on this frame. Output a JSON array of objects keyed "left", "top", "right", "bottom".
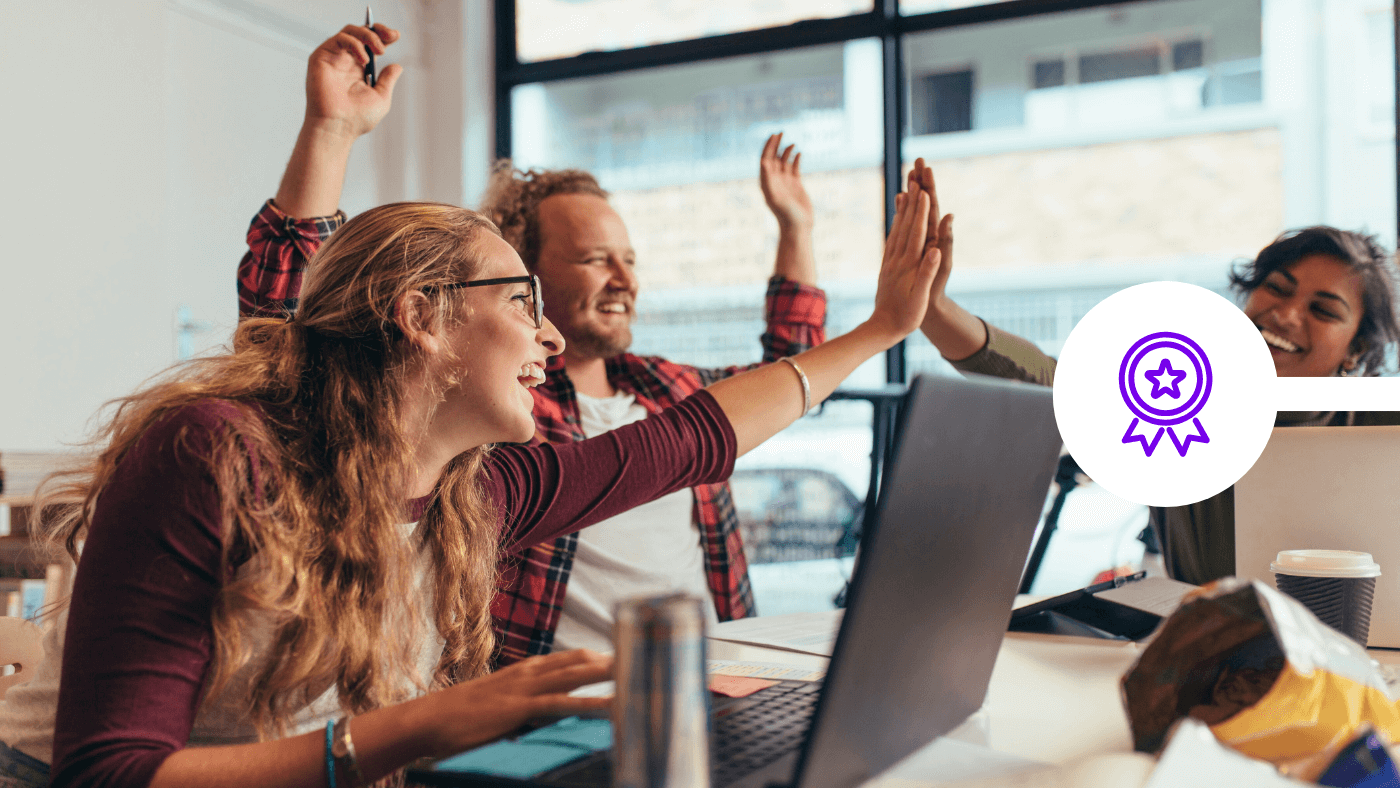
[{"left": 612, "top": 594, "right": 711, "bottom": 788}]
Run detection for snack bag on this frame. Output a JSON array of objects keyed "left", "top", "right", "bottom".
[{"left": 1122, "top": 578, "right": 1400, "bottom": 777}]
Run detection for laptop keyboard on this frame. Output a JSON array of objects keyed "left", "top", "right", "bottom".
[{"left": 712, "top": 681, "right": 822, "bottom": 787}]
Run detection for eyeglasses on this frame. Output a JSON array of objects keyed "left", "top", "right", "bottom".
[{"left": 430, "top": 275, "right": 543, "bottom": 329}]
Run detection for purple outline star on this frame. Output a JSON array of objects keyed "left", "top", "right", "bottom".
[{"left": 1144, "top": 357, "right": 1187, "bottom": 399}]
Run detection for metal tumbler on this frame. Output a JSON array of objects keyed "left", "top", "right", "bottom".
[{"left": 612, "top": 594, "right": 712, "bottom": 788}]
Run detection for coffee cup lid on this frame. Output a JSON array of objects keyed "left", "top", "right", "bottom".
[{"left": 1271, "top": 549, "right": 1381, "bottom": 578}]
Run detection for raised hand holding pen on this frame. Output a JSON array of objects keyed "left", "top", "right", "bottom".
[
  {"left": 304, "top": 21, "right": 401, "bottom": 139},
  {"left": 274, "top": 23, "right": 403, "bottom": 218}
]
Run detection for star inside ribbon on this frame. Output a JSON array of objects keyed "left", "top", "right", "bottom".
[{"left": 1143, "top": 358, "right": 1187, "bottom": 399}]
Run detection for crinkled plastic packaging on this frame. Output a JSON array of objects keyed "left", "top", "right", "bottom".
[{"left": 1122, "top": 578, "right": 1400, "bottom": 779}]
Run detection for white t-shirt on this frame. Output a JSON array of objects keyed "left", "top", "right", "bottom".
[{"left": 550, "top": 391, "right": 718, "bottom": 653}]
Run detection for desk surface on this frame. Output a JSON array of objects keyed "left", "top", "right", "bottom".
[
  {"left": 709, "top": 608, "right": 1400, "bottom": 786},
  {"left": 707, "top": 630, "right": 1138, "bottom": 769}
]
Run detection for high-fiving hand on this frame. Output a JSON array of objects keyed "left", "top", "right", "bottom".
[
  {"left": 906, "top": 158, "right": 955, "bottom": 310},
  {"left": 868, "top": 165, "right": 944, "bottom": 340},
  {"left": 759, "top": 133, "right": 815, "bottom": 231},
  {"left": 304, "top": 24, "right": 404, "bottom": 139}
]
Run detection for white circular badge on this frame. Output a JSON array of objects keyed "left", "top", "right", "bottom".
[{"left": 1052, "top": 282, "right": 1276, "bottom": 507}]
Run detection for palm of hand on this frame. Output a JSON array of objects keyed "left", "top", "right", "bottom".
[
  {"left": 761, "top": 164, "right": 814, "bottom": 227},
  {"left": 872, "top": 187, "right": 941, "bottom": 338},
  {"left": 306, "top": 48, "right": 390, "bottom": 136}
]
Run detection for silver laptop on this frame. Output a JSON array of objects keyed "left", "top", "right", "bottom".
[
  {"left": 1235, "top": 425, "right": 1400, "bottom": 648},
  {"left": 410, "top": 373, "right": 1063, "bottom": 788}
]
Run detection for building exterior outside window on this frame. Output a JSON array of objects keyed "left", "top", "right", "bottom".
[{"left": 502, "top": 0, "right": 1399, "bottom": 602}]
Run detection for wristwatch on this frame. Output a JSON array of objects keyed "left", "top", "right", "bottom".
[{"left": 332, "top": 715, "right": 369, "bottom": 788}]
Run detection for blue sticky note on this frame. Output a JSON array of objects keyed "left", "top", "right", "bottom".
[
  {"left": 520, "top": 717, "right": 613, "bottom": 751},
  {"left": 435, "top": 740, "right": 590, "bottom": 779}
]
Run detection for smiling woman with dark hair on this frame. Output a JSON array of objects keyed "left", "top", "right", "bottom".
[
  {"left": 1229, "top": 226, "right": 1400, "bottom": 378},
  {"left": 905, "top": 162, "right": 1400, "bottom": 587}
]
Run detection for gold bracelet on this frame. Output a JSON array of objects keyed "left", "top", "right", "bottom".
[
  {"left": 778, "top": 356, "right": 812, "bottom": 416},
  {"left": 331, "top": 715, "right": 369, "bottom": 788}
]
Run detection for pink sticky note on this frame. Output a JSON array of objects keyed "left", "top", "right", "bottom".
[{"left": 709, "top": 675, "right": 779, "bottom": 698}]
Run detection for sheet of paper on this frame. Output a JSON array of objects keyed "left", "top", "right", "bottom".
[
  {"left": 708, "top": 675, "right": 778, "bottom": 698},
  {"left": 1094, "top": 577, "right": 1197, "bottom": 617},
  {"left": 709, "top": 610, "right": 843, "bottom": 656},
  {"left": 707, "top": 659, "right": 825, "bottom": 682}
]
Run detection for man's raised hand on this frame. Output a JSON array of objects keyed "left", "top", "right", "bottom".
[
  {"left": 304, "top": 24, "right": 404, "bottom": 140},
  {"left": 759, "top": 133, "right": 815, "bottom": 231}
]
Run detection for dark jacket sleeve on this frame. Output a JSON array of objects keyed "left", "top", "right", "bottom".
[
  {"left": 50, "top": 404, "right": 239, "bottom": 788},
  {"left": 486, "top": 390, "right": 736, "bottom": 553}
]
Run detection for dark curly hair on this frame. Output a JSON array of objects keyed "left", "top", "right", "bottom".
[
  {"left": 478, "top": 160, "right": 609, "bottom": 271},
  {"left": 1229, "top": 226, "right": 1400, "bottom": 376}
]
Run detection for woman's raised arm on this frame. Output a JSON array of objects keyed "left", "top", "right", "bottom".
[{"left": 707, "top": 172, "right": 943, "bottom": 455}]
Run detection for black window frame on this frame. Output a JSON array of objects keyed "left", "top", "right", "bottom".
[{"left": 495, "top": 0, "right": 1400, "bottom": 512}]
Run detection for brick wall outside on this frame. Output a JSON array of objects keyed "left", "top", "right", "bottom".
[{"left": 611, "top": 127, "right": 1284, "bottom": 293}]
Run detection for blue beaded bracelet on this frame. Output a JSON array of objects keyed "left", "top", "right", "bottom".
[{"left": 325, "top": 720, "right": 337, "bottom": 788}]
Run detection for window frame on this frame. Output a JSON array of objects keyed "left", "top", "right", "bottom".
[{"left": 495, "top": 0, "right": 1400, "bottom": 512}]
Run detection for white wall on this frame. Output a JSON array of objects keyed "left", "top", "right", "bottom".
[{"left": 0, "top": 0, "right": 493, "bottom": 450}]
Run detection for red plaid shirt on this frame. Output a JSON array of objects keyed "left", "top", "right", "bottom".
[{"left": 237, "top": 200, "right": 827, "bottom": 665}]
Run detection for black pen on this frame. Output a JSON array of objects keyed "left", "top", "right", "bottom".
[
  {"left": 1086, "top": 570, "right": 1148, "bottom": 595},
  {"left": 363, "top": 6, "right": 377, "bottom": 87}
]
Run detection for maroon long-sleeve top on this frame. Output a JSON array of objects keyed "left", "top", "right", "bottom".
[{"left": 48, "top": 390, "right": 735, "bottom": 788}]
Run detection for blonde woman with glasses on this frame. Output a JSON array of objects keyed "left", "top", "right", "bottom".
[{"left": 0, "top": 167, "right": 943, "bottom": 786}]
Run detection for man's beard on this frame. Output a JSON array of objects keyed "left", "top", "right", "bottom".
[{"left": 567, "top": 322, "right": 633, "bottom": 359}]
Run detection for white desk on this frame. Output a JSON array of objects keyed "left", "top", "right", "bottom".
[
  {"left": 708, "top": 630, "right": 1138, "bottom": 764},
  {"left": 710, "top": 609, "right": 1400, "bottom": 788}
]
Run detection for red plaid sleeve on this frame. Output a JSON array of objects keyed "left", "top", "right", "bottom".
[
  {"left": 237, "top": 200, "right": 346, "bottom": 318},
  {"left": 760, "top": 275, "right": 826, "bottom": 362},
  {"left": 693, "top": 276, "right": 827, "bottom": 385}
]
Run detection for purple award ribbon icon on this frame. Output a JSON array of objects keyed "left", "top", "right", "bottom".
[{"left": 1118, "top": 332, "right": 1212, "bottom": 457}]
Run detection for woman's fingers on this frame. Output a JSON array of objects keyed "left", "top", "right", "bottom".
[
  {"left": 886, "top": 187, "right": 913, "bottom": 264},
  {"left": 919, "top": 243, "right": 943, "bottom": 291},
  {"left": 534, "top": 694, "right": 613, "bottom": 717},
  {"left": 909, "top": 191, "right": 932, "bottom": 270},
  {"left": 890, "top": 180, "right": 924, "bottom": 263}
]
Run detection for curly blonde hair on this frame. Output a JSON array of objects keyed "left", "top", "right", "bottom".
[
  {"left": 479, "top": 159, "right": 609, "bottom": 270},
  {"left": 40, "top": 202, "right": 503, "bottom": 738}
]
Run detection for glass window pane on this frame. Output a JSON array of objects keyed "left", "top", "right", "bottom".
[
  {"left": 516, "top": 0, "right": 873, "bottom": 63},
  {"left": 900, "top": 0, "right": 1008, "bottom": 16},
  {"left": 900, "top": 0, "right": 1396, "bottom": 593},
  {"left": 734, "top": 399, "right": 870, "bottom": 614},
  {"left": 511, "top": 44, "right": 885, "bottom": 592}
]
